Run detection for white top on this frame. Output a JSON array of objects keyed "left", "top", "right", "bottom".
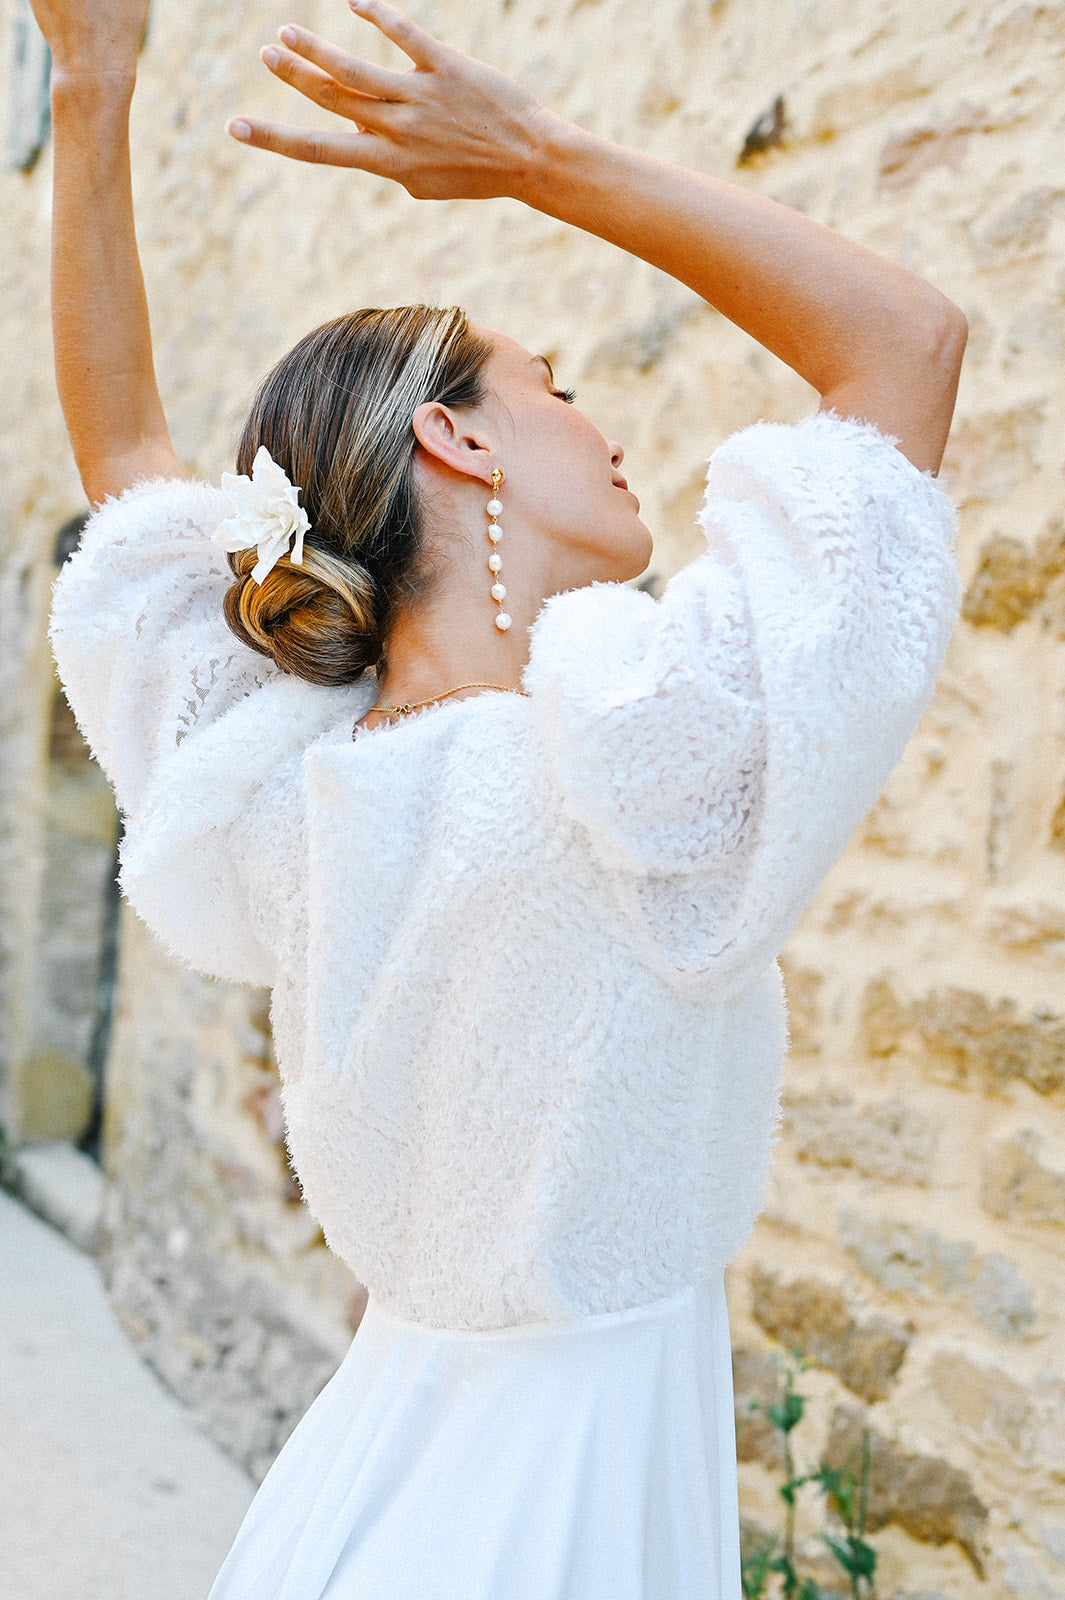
[{"left": 50, "top": 412, "right": 958, "bottom": 1332}]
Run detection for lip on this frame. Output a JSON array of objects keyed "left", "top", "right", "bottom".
[{"left": 612, "top": 477, "right": 629, "bottom": 491}]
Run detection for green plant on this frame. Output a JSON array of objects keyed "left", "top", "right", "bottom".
[{"left": 740, "top": 1351, "right": 878, "bottom": 1600}]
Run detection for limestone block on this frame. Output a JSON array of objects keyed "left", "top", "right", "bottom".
[
  {"left": 862, "top": 979, "right": 1065, "bottom": 1097},
  {"left": 963, "top": 536, "right": 1048, "bottom": 632},
  {"left": 108, "top": 1236, "right": 342, "bottom": 1483},
  {"left": 837, "top": 1209, "right": 1036, "bottom": 1338},
  {"left": 732, "top": 1345, "right": 786, "bottom": 1470},
  {"left": 983, "top": 899, "right": 1065, "bottom": 957},
  {"left": 1004, "top": 300, "right": 1065, "bottom": 368},
  {"left": 981, "top": 1129, "right": 1065, "bottom": 1227},
  {"left": 928, "top": 1348, "right": 1065, "bottom": 1479},
  {"left": 970, "top": 188, "right": 1065, "bottom": 267},
  {"left": 778, "top": 958, "right": 822, "bottom": 1057},
  {"left": 824, "top": 1406, "right": 989, "bottom": 1574},
  {"left": 962, "top": 521, "right": 1065, "bottom": 632},
  {"left": 978, "top": 1, "right": 1065, "bottom": 62},
  {"left": 876, "top": 102, "right": 991, "bottom": 192},
  {"left": 1040, "top": 1522, "right": 1065, "bottom": 1566},
  {"left": 748, "top": 1266, "right": 911, "bottom": 1403},
  {"left": 1000, "top": 1545, "right": 1064, "bottom": 1600},
  {"left": 939, "top": 402, "right": 1045, "bottom": 507},
  {"left": 782, "top": 1086, "right": 937, "bottom": 1185}
]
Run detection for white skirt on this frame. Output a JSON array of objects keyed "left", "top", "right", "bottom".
[{"left": 207, "top": 1278, "right": 741, "bottom": 1600}]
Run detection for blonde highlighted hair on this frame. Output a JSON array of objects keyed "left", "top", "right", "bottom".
[{"left": 223, "top": 305, "right": 493, "bottom": 686}]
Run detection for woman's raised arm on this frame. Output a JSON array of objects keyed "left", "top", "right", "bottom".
[
  {"left": 32, "top": 0, "right": 182, "bottom": 506},
  {"left": 232, "top": 0, "right": 966, "bottom": 475}
]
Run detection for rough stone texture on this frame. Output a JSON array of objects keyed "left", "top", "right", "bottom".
[
  {"left": 782, "top": 1085, "right": 937, "bottom": 1184},
  {"left": 863, "top": 980, "right": 1065, "bottom": 1097},
  {"left": 824, "top": 1406, "right": 990, "bottom": 1575},
  {"left": 981, "top": 1130, "right": 1065, "bottom": 1228},
  {"left": 999, "top": 1547, "right": 1062, "bottom": 1600},
  {"left": 1, "top": 0, "right": 1064, "bottom": 1588},
  {"left": 732, "top": 1345, "right": 786, "bottom": 1470},
  {"left": 778, "top": 957, "right": 823, "bottom": 1057},
  {"left": 961, "top": 524, "right": 1065, "bottom": 634},
  {"left": 837, "top": 1210, "right": 1036, "bottom": 1339},
  {"left": 749, "top": 1266, "right": 911, "bottom": 1403},
  {"left": 877, "top": 101, "right": 994, "bottom": 193},
  {"left": 100, "top": 913, "right": 361, "bottom": 1480},
  {"left": 927, "top": 1349, "right": 1065, "bottom": 1481}
]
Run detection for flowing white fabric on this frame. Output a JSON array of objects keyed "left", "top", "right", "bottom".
[{"left": 208, "top": 1280, "right": 740, "bottom": 1600}]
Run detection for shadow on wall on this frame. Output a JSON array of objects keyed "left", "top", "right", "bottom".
[{"left": 17, "top": 513, "right": 121, "bottom": 1155}]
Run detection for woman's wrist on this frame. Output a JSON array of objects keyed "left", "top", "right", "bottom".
[
  {"left": 50, "top": 65, "right": 137, "bottom": 115},
  {"left": 511, "top": 112, "right": 599, "bottom": 213}
]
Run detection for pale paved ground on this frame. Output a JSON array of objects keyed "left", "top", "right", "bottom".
[{"left": 0, "top": 1187, "right": 255, "bottom": 1600}]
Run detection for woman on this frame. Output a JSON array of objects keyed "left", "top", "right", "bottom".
[{"left": 40, "top": 1, "right": 966, "bottom": 1595}]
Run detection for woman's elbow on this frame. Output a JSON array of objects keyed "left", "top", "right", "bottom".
[{"left": 920, "top": 291, "right": 968, "bottom": 394}]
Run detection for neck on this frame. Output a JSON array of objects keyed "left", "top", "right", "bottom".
[
  {"left": 373, "top": 463, "right": 587, "bottom": 711},
  {"left": 376, "top": 587, "right": 535, "bottom": 707}
]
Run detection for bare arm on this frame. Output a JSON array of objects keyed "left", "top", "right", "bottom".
[
  {"left": 519, "top": 132, "right": 966, "bottom": 473},
  {"left": 33, "top": 1, "right": 181, "bottom": 506},
  {"left": 231, "top": 0, "right": 965, "bottom": 473}
]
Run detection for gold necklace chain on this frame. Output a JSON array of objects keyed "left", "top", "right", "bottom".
[{"left": 356, "top": 681, "right": 529, "bottom": 735}]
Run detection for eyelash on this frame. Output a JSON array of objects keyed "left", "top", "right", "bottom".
[{"left": 553, "top": 388, "right": 577, "bottom": 405}]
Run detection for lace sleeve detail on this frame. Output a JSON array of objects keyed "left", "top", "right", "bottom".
[
  {"left": 49, "top": 475, "right": 366, "bottom": 986},
  {"left": 49, "top": 476, "right": 279, "bottom": 817},
  {"left": 524, "top": 412, "right": 959, "bottom": 990}
]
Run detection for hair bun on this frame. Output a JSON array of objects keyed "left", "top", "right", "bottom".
[{"left": 224, "top": 545, "right": 380, "bottom": 687}]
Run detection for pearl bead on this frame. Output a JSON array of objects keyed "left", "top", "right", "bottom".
[
  {"left": 488, "top": 523, "right": 502, "bottom": 543},
  {"left": 491, "top": 583, "right": 507, "bottom": 601},
  {"left": 488, "top": 552, "right": 502, "bottom": 572},
  {"left": 494, "top": 612, "right": 512, "bottom": 631},
  {"left": 486, "top": 499, "right": 503, "bottom": 518}
]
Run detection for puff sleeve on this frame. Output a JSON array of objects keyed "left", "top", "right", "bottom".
[
  {"left": 522, "top": 412, "right": 959, "bottom": 992},
  {"left": 49, "top": 478, "right": 361, "bottom": 985}
]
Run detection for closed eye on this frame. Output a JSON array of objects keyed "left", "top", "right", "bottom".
[{"left": 553, "top": 387, "right": 577, "bottom": 405}]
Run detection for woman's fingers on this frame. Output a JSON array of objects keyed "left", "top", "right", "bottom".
[
  {"left": 261, "top": 42, "right": 396, "bottom": 129},
  {"left": 347, "top": 0, "right": 443, "bottom": 69},
  {"left": 274, "top": 22, "right": 408, "bottom": 101},
  {"left": 226, "top": 116, "right": 393, "bottom": 173}
]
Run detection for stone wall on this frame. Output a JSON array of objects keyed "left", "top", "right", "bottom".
[
  {"left": 2, "top": 0, "right": 1064, "bottom": 1586},
  {"left": 101, "top": 915, "right": 363, "bottom": 1479}
]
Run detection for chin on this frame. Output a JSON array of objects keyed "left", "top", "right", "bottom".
[
  {"left": 616, "top": 522, "right": 654, "bottom": 584},
  {"left": 580, "top": 514, "right": 653, "bottom": 586}
]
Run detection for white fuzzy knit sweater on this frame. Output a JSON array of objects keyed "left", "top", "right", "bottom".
[{"left": 50, "top": 413, "right": 958, "bottom": 1330}]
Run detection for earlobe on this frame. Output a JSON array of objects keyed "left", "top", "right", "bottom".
[{"left": 412, "top": 400, "right": 493, "bottom": 483}]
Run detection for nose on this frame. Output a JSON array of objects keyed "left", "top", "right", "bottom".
[{"left": 610, "top": 441, "right": 624, "bottom": 468}]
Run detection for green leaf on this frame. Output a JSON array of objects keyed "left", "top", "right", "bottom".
[
  {"left": 740, "top": 1532, "right": 778, "bottom": 1599},
  {"left": 823, "top": 1532, "right": 877, "bottom": 1581},
  {"left": 768, "top": 1391, "right": 806, "bottom": 1433}
]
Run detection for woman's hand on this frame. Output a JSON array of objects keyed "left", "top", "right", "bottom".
[
  {"left": 231, "top": 0, "right": 964, "bottom": 472},
  {"left": 28, "top": 0, "right": 149, "bottom": 78},
  {"left": 228, "top": 0, "right": 556, "bottom": 201}
]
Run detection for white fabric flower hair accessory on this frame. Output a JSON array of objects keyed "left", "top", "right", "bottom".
[{"left": 213, "top": 445, "right": 311, "bottom": 585}]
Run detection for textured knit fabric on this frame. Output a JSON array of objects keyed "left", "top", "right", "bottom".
[{"left": 50, "top": 412, "right": 958, "bottom": 1332}]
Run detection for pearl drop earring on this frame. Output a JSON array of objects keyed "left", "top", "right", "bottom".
[{"left": 486, "top": 467, "right": 510, "bottom": 632}]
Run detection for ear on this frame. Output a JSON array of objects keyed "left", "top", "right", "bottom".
[{"left": 411, "top": 400, "right": 495, "bottom": 485}]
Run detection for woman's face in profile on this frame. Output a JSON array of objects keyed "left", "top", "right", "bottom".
[{"left": 474, "top": 328, "right": 654, "bottom": 588}]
